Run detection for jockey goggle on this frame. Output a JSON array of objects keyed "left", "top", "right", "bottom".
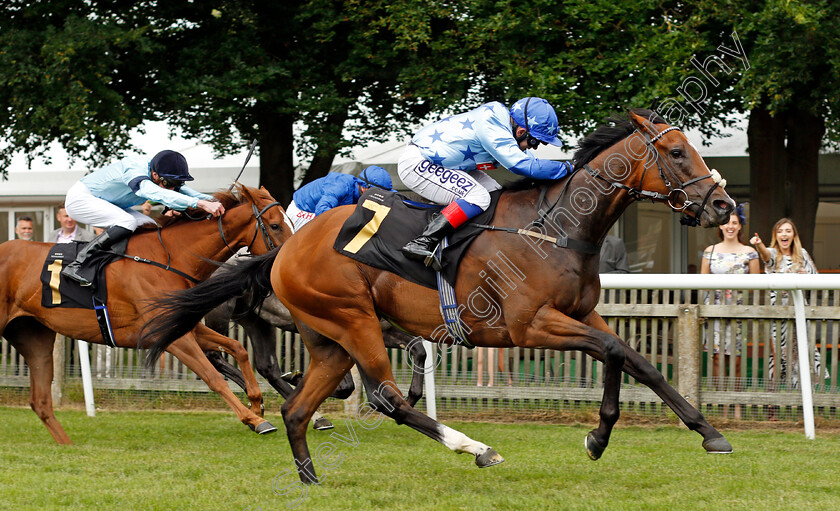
[
  {"left": 157, "top": 176, "right": 184, "bottom": 191},
  {"left": 527, "top": 135, "right": 547, "bottom": 150}
]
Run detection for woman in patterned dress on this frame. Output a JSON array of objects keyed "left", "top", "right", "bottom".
[
  {"left": 750, "top": 219, "right": 824, "bottom": 401},
  {"left": 701, "top": 207, "right": 759, "bottom": 418}
]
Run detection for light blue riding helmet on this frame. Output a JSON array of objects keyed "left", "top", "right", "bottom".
[
  {"left": 358, "top": 165, "right": 393, "bottom": 191},
  {"left": 509, "top": 97, "right": 564, "bottom": 147}
]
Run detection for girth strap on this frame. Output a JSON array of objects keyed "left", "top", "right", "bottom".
[{"left": 470, "top": 223, "right": 602, "bottom": 255}]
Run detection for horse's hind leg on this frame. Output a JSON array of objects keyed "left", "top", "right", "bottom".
[
  {"left": 193, "top": 323, "right": 265, "bottom": 417},
  {"left": 237, "top": 313, "right": 335, "bottom": 431},
  {"left": 5, "top": 318, "right": 72, "bottom": 444},
  {"left": 166, "top": 335, "right": 276, "bottom": 434},
  {"left": 332, "top": 321, "right": 503, "bottom": 469}
]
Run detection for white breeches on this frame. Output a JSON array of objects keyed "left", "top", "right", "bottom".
[
  {"left": 285, "top": 201, "right": 316, "bottom": 233},
  {"left": 397, "top": 144, "right": 499, "bottom": 209},
  {"left": 65, "top": 181, "right": 156, "bottom": 231}
]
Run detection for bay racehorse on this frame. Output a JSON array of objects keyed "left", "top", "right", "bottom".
[
  {"left": 0, "top": 185, "right": 290, "bottom": 443},
  {"left": 142, "top": 110, "right": 735, "bottom": 483}
]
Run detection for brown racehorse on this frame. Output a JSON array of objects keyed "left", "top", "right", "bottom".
[
  {"left": 142, "top": 111, "right": 735, "bottom": 483},
  {"left": 0, "top": 185, "right": 290, "bottom": 444}
]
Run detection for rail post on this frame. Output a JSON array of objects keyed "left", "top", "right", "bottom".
[{"left": 677, "top": 305, "right": 701, "bottom": 409}]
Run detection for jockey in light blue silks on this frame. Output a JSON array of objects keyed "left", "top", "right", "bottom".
[
  {"left": 62, "top": 150, "right": 224, "bottom": 286},
  {"left": 398, "top": 97, "right": 573, "bottom": 263},
  {"left": 286, "top": 165, "right": 394, "bottom": 232}
]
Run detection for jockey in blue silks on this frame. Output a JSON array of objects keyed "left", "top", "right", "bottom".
[
  {"left": 286, "top": 165, "right": 394, "bottom": 232},
  {"left": 398, "top": 97, "right": 572, "bottom": 263},
  {"left": 62, "top": 150, "right": 224, "bottom": 286}
]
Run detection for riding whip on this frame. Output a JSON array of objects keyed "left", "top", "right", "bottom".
[{"left": 229, "top": 138, "right": 259, "bottom": 192}]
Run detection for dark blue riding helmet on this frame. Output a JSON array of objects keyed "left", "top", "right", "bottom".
[
  {"left": 150, "top": 150, "right": 194, "bottom": 181},
  {"left": 358, "top": 165, "right": 393, "bottom": 191}
]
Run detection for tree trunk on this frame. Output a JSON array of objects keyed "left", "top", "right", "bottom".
[
  {"left": 301, "top": 107, "right": 350, "bottom": 185},
  {"left": 747, "top": 106, "right": 823, "bottom": 257},
  {"left": 256, "top": 106, "right": 296, "bottom": 207}
]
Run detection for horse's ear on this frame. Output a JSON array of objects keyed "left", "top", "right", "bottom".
[
  {"left": 628, "top": 110, "right": 660, "bottom": 139},
  {"left": 238, "top": 184, "right": 257, "bottom": 203}
]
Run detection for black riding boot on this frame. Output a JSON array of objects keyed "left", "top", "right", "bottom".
[
  {"left": 400, "top": 213, "right": 455, "bottom": 267},
  {"left": 61, "top": 225, "right": 133, "bottom": 286}
]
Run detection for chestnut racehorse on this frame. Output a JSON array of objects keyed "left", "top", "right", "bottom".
[
  {"left": 143, "top": 111, "right": 735, "bottom": 483},
  {"left": 0, "top": 185, "right": 290, "bottom": 444}
]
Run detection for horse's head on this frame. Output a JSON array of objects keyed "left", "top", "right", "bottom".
[
  {"left": 626, "top": 110, "right": 734, "bottom": 227},
  {"left": 231, "top": 185, "right": 293, "bottom": 254}
]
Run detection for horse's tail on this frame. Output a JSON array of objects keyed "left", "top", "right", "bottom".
[{"left": 141, "top": 246, "right": 280, "bottom": 368}]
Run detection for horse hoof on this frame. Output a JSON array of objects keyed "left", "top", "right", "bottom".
[
  {"left": 312, "top": 417, "right": 334, "bottom": 431},
  {"left": 585, "top": 432, "right": 606, "bottom": 461},
  {"left": 250, "top": 421, "right": 278, "bottom": 435},
  {"left": 702, "top": 436, "right": 733, "bottom": 454},
  {"left": 475, "top": 448, "right": 504, "bottom": 468},
  {"left": 282, "top": 371, "right": 303, "bottom": 387}
]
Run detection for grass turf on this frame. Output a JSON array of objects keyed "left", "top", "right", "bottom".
[{"left": 1, "top": 406, "right": 839, "bottom": 510}]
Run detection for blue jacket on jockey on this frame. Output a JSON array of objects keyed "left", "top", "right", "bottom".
[{"left": 292, "top": 166, "right": 393, "bottom": 216}]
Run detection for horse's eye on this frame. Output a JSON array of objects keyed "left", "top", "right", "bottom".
[
  {"left": 670, "top": 149, "right": 683, "bottom": 159},
  {"left": 270, "top": 224, "right": 280, "bottom": 230}
]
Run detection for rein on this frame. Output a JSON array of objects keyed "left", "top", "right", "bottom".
[{"left": 115, "top": 199, "right": 284, "bottom": 283}]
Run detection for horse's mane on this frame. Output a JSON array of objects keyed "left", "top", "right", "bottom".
[
  {"left": 154, "top": 187, "right": 248, "bottom": 229},
  {"left": 502, "top": 108, "right": 667, "bottom": 192},
  {"left": 572, "top": 108, "right": 666, "bottom": 169}
]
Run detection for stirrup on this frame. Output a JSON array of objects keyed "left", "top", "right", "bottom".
[
  {"left": 61, "top": 265, "right": 92, "bottom": 287},
  {"left": 423, "top": 240, "right": 443, "bottom": 271},
  {"left": 424, "top": 252, "right": 443, "bottom": 272}
]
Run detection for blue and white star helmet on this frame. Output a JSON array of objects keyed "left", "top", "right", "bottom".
[{"left": 510, "top": 97, "right": 564, "bottom": 147}]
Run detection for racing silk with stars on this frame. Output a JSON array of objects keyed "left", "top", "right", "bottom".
[
  {"left": 80, "top": 156, "right": 212, "bottom": 211},
  {"left": 411, "top": 102, "right": 569, "bottom": 180}
]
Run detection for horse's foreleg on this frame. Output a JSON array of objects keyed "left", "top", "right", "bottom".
[
  {"left": 166, "top": 335, "right": 276, "bottom": 434},
  {"left": 584, "top": 311, "right": 733, "bottom": 454},
  {"left": 517, "top": 306, "right": 625, "bottom": 460},
  {"left": 193, "top": 323, "right": 265, "bottom": 417},
  {"left": 382, "top": 327, "right": 425, "bottom": 407},
  {"left": 5, "top": 318, "right": 72, "bottom": 444}
]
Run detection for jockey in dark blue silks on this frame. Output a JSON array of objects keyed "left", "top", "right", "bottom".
[
  {"left": 398, "top": 97, "right": 572, "bottom": 263},
  {"left": 286, "top": 165, "right": 394, "bottom": 232}
]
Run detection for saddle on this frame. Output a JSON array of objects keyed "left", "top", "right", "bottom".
[
  {"left": 333, "top": 189, "right": 500, "bottom": 289},
  {"left": 40, "top": 239, "right": 129, "bottom": 309},
  {"left": 40, "top": 239, "right": 129, "bottom": 348}
]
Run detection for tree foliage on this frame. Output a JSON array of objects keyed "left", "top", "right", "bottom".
[{"left": 1, "top": 1, "right": 838, "bottom": 252}]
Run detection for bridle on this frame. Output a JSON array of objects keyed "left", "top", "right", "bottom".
[
  {"left": 218, "top": 200, "right": 285, "bottom": 256},
  {"left": 585, "top": 125, "right": 722, "bottom": 226}
]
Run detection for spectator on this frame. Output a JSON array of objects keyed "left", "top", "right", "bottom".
[
  {"left": 751, "top": 218, "right": 826, "bottom": 415},
  {"left": 286, "top": 166, "right": 393, "bottom": 233},
  {"left": 701, "top": 205, "right": 758, "bottom": 419},
  {"left": 599, "top": 235, "right": 630, "bottom": 274},
  {"left": 49, "top": 204, "right": 95, "bottom": 244},
  {"left": 14, "top": 215, "right": 34, "bottom": 241}
]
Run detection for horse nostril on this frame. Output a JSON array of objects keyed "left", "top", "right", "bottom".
[{"left": 713, "top": 199, "right": 732, "bottom": 212}]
